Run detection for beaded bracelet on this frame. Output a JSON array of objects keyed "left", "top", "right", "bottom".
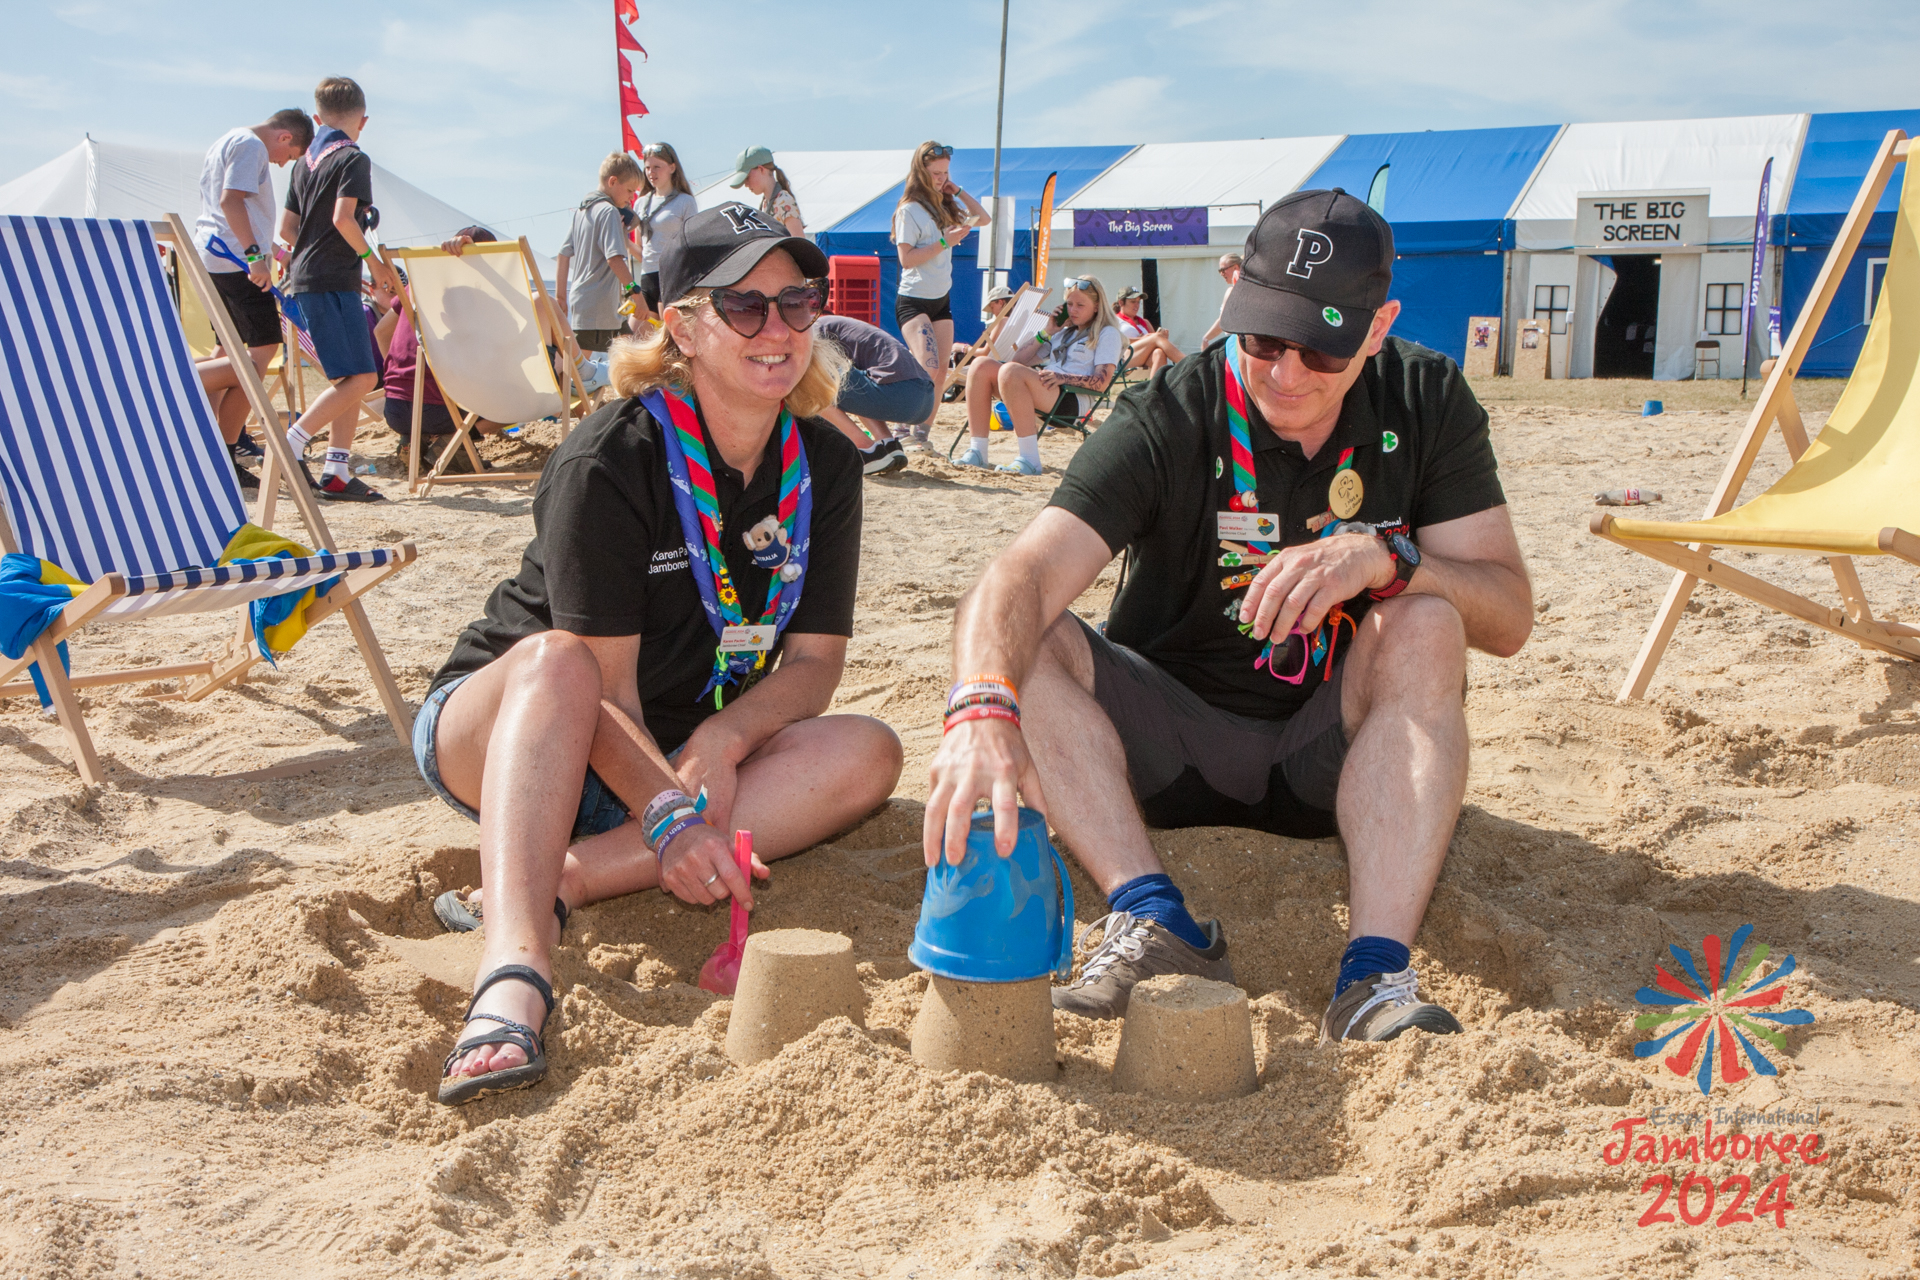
[
  {"left": 950, "top": 675, "right": 1019, "bottom": 704},
  {"left": 943, "top": 705, "right": 1020, "bottom": 734},
  {"left": 948, "top": 692, "right": 1019, "bottom": 716}
]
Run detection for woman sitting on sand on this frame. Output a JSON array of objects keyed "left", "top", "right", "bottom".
[
  {"left": 1112, "top": 285, "right": 1184, "bottom": 378},
  {"left": 417, "top": 203, "right": 902, "bottom": 1107}
]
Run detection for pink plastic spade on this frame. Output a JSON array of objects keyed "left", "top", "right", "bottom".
[{"left": 697, "top": 829, "right": 754, "bottom": 994}]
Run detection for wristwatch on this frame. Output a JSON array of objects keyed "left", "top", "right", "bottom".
[
  {"left": 1368, "top": 531, "right": 1420, "bottom": 600},
  {"left": 622, "top": 281, "right": 642, "bottom": 296},
  {"left": 243, "top": 243, "right": 261, "bottom": 262}
]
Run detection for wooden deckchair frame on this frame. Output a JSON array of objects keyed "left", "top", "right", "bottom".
[
  {"left": 1595, "top": 130, "right": 1920, "bottom": 701},
  {"left": 382, "top": 238, "right": 588, "bottom": 495},
  {"left": 944, "top": 282, "right": 1042, "bottom": 401},
  {"left": 0, "top": 214, "right": 417, "bottom": 785}
]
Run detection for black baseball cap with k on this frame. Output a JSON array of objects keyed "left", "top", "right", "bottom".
[
  {"left": 658, "top": 202, "right": 829, "bottom": 308},
  {"left": 1221, "top": 188, "right": 1394, "bottom": 360}
]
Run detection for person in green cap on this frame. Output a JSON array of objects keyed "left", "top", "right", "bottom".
[{"left": 730, "top": 146, "right": 806, "bottom": 237}]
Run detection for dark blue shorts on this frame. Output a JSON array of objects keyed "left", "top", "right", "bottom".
[
  {"left": 413, "top": 674, "right": 631, "bottom": 841},
  {"left": 838, "top": 367, "right": 936, "bottom": 424},
  {"left": 292, "top": 289, "right": 379, "bottom": 380}
]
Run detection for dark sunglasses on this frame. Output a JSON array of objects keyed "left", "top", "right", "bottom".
[
  {"left": 642, "top": 143, "right": 673, "bottom": 159},
  {"left": 926, "top": 144, "right": 954, "bottom": 159},
  {"left": 1237, "top": 332, "right": 1351, "bottom": 375},
  {"left": 709, "top": 284, "right": 824, "bottom": 338}
]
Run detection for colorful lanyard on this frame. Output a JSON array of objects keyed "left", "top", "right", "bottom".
[
  {"left": 1219, "top": 337, "right": 1349, "bottom": 681},
  {"left": 644, "top": 389, "right": 812, "bottom": 706}
]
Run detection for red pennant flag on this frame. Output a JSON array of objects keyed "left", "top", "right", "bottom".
[
  {"left": 616, "top": 1, "right": 648, "bottom": 151},
  {"left": 616, "top": 0, "right": 638, "bottom": 21}
]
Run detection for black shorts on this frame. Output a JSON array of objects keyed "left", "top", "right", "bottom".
[
  {"left": 1076, "top": 616, "right": 1349, "bottom": 839},
  {"left": 383, "top": 395, "right": 458, "bottom": 442},
  {"left": 640, "top": 272, "right": 661, "bottom": 310},
  {"left": 574, "top": 328, "right": 621, "bottom": 353},
  {"left": 211, "top": 269, "right": 283, "bottom": 349},
  {"left": 895, "top": 292, "right": 952, "bottom": 327}
]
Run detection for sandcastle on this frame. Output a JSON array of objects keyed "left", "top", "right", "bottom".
[
  {"left": 723, "top": 928, "right": 866, "bottom": 1066},
  {"left": 910, "top": 975, "right": 1057, "bottom": 1082},
  {"left": 1111, "top": 974, "right": 1258, "bottom": 1101}
]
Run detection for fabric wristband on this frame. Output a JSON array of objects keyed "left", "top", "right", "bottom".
[
  {"left": 947, "top": 692, "right": 1019, "bottom": 716},
  {"left": 653, "top": 813, "right": 706, "bottom": 861},
  {"left": 951, "top": 674, "right": 1020, "bottom": 702},
  {"left": 646, "top": 806, "right": 699, "bottom": 847},
  {"left": 944, "top": 705, "right": 1020, "bottom": 734},
  {"left": 641, "top": 787, "right": 695, "bottom": 833}
]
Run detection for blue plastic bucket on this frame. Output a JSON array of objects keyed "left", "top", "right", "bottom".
[
  {"left": 1642, "top": 399, "right": 1663, "bottom": 417},
  {"left": 991, "top": 401, "right": 1013, "bottom": 433},
  {"left": 909, "top": 807, "right": 1074, "bottom": 983}
]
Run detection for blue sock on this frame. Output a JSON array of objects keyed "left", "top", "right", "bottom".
[
  {"left": 1337, "top": 936, "right": 1412, "bottom": 997},
  {"left": 1108, "top": 874, "right": 1209, "bottom": 950}
]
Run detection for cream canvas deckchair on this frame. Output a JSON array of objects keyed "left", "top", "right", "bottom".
[
  {"left": 1594, "top": 130, "right": 1920, "bottom": 699},
  {"left": 383, "top": 238, "right": 587, "bottom": 494},
  {"left": 0, "top": 213, "right": 416, "bottom": 785}
]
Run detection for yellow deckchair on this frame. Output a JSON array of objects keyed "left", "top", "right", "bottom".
[
  {"left": 1594, "top": 130, "right": 1920, "bottom": 698},
  {"left": 382, "top": 238, "right": 589, "bottom": 494},
  {"left": 173, "top": 248, "right": 298, "bottom": 431}
]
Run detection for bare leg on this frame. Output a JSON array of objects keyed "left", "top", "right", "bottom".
[
  {"left": 816, "top": 404, "right": 877, "bottom": 451},
  {"left": 929, "top": 318, "right": 955, "bottom": 425},
  {"left": 197, "top": 345, "right": 277, "bottom": 444},
  {"left": 1019, "top": 616, "right": 1162, "bottom": 893},
  {"left": 996, "top": 363, "right": 1050, "bottom": 440},
  {"left": 855, "top": 414, "right": 894, "bottom": 443},
  {"left": 290, "top": 372, "right": 378, "bottom": 453},
  {"left": 966, "top": 359, "right": 1004, "bottom": 439},
  {"left": 1335, "top": 595, "right": 1469, "bottom": 944},
  {"left": 432, "top": 632, "right": 602, "bottom": 1077},
  {"left": 899, "top": 314, "right": 940, "bottom": 437}
]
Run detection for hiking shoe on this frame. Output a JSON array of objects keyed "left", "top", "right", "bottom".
[
  {"left": 861, "top": 437, "right": 907, "bottom": 475},
  {"left": 995, "top": 457, "right": 1044, "bottom": 476},
  {"left": 1052, "top": 911, "right": 1233, "bottom": 1019},
  {"left": 1319, "top": 966, "right": 1464, "bottom": 1043},
  {"left": 314, "top": 472, "right": 387, "bottom": 503}
]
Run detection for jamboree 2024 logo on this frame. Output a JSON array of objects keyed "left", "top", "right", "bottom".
[{"left": 1603, "top": 926, "right": 1824, "bottom": 1230}]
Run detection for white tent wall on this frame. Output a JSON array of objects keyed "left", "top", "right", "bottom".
[
  {"left": 1509, "top": 113, "right": 1805, "bottom": 379},
  {"left": 1048, "top": 137, "right": 1344, "bottom": 353},
  {"left": 693, "top": 149, "right": 914, "bottom": 235}
]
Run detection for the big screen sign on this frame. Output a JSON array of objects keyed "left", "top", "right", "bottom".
[{"left": 1574, "top": 189, "right": 1710, "bottom": 254}]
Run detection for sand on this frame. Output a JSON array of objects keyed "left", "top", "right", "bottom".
[{"left": 4, "top": 379, "right": 1919, "bottom": 1279}]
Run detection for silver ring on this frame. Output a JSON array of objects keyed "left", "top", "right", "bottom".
[{"left": 703, "top": 873, "right": 720, "bottom": 886}]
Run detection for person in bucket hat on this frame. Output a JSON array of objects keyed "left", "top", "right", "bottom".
[{"left": 924, "top": 190, "right": 1533, "bottom": 1040}]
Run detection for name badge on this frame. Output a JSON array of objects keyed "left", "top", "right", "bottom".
[
  {"left": 717, "top": 625, "right": 775, "bottom": 653},
  {"left": 1217, "top": 511, "right": 1279, "bottom": 541}
]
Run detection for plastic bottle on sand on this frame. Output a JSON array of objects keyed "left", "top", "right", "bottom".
[{"left": 1594, "top": 488, "right": 1661, "bottom": 506}]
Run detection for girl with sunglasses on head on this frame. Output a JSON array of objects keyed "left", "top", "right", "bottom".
[
  {"left": 957, "top": 274, "right": 1122, "bottom": 475},
  {"left": 633, "top": 141, "right": 699, "bottom": 325},
  {"left": 419, "top": 202, "right": 901, "bottom": 1108},
  {"left": 892, "top": 141, "right": 989, "bottom": 448}
]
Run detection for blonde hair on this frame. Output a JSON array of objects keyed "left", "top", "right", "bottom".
[
  {"left": 599, "top": 152, "right": 642, "bottom": 184},
  {"left": 314, "top": 76, "right": 364, "bottom": 119},
  {"left": 898, "top": 142, "right": 964, "bottom": 228},
  {"left": 609, "top": 289, "right": 848, "bottom": 421},
  {"left": 1051, "top": 275, "right": 1120, "bottom": 369},
  {"left": 636, "top": 142, "right": 694, "bottom": 198}
]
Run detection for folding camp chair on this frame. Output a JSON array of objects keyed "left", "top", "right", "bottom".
[
  {"left": 382, "top": 238, "right": 588, "bottom": 494},
  {"left": 1594, "top": 130, "right": 1920, "bottom": 700},
  {"left": 0, "top": 213, "right": 416, "bottom": 785}
]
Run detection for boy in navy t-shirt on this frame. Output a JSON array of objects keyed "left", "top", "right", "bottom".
[{"left": 276, "top": 75, "right": 400, "bottom": 502}]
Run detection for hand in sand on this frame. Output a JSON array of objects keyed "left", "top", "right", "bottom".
[
  {"left": 922, "top": 716, "right": 1047, "bottom": 868},
  {"left": 1238, "top": 532, "right": 1396, "bottom": 642}
]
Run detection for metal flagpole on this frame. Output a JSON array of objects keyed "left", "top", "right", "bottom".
[{"left": 988, "top": 0, "right": 1009, "bottom": 291}]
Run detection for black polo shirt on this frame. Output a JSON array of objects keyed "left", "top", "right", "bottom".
[
  {"left": 1049, "top": 336, "right": 1505, "bottom": 723},
  {"left": 430, "top": 396, "right": 864, "bottom": 751}
]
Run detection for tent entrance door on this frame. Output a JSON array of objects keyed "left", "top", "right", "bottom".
[{"left": 1593, "top": 256, "right": 1660, "bottom": 378}]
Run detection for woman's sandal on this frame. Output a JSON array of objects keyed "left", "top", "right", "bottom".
[
  {"left": 438, "top": 964, "right": 556, "bottom": 1107},
  {"left": 434, "top": 891, "right": 569, "bottom": 935}
]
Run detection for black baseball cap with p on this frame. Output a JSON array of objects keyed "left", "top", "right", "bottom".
[
  {"left": 1220, "top": 188, "right": 1394, "bottom": 361},
  {"left": 657, "top": 202, "right": 828, "bottom": 309}
]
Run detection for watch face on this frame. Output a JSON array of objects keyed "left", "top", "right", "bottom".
[{"left": 1389, "top": 532, "right": 1420, "bottom": 566}]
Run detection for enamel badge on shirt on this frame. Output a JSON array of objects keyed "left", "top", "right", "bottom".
[
  {"left": 1217, "top": 511, "right": 1280, "bottom": 541},
  {"left": 717, "top": 625, "right": 775, "bottom": 653}
]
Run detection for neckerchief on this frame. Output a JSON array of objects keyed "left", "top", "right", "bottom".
[
  {"left": 304, "top": 126, "right": 357, "bottom": 172},
  {"left": 642, "top": 389, "right": 811, "bottom": 706}
]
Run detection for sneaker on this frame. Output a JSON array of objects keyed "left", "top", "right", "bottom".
[
  {"left": 995, "top": 457, "right": 1044, "bottom": 476},
  {"left": 313, "top": 472, "right": 388, "bottom": 503},
  {"left": 1319, "top": 966, "right": 1464, "bottom": 1043},
  {"left": 861, "top": 437, "right": 907, "bottom": 475},
  {"left": 231, "top": 454, "right": 259, "bottom": 492},
  {"left": 233, "top": 431, "right": 264, "bottom": 458},
  {"left": 1051, "top": 912, "right": 1234, "bottom": 1019}
]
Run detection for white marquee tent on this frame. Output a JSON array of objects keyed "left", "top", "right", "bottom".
[
  {"left": 1508, "top": 114, "right": 1808, "bottom": 379},
  {"left": 693, "top": 148, "right": 915, "bottom": 235}
]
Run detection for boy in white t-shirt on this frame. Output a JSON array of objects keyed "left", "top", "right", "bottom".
[{"left": 191, "top": 108, "right": 313, "bottom": 488}]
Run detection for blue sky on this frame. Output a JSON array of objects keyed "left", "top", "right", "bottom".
[{"left": 4, "top": 0, "right": 1915, "bottom": 252}]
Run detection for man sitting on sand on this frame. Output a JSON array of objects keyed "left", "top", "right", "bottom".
[
  {"left": 925, "top": 192, "right": 1531, "bottom": 1041},
  {"left": 420, "top": 204, "right": 903, "bottom": 1106}
]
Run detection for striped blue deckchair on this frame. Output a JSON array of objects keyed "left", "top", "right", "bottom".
[{"left": 0, "top": 214, "right": 416, "bottom": 785}]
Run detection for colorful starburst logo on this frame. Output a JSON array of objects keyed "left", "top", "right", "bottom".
[{"left": 1634, "top": 925, "right": 1813, "bottom": 1096}]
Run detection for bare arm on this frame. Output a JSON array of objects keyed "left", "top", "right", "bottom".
[
  {"left": 896, "top": 238, "right": 950, "bottom": 269},
  {"left": 275, "top": 208, "right": 297, "bottom": 250},
  {"left": 330, "top": 196, "right": 398, "bottom": 293},
  {"left": 1238, "top": 505, "right": 1533, "bottom": 659},
  {"left": 924, "top": 508, "right": 1115, "bottom": 865},
  {"left": 780, "top": 214, "right": 806, "bottom": 237},
  {"left": 219, "top": 190, "right": 270, "bottom": 287},
  {"left": 554, "top": 253, "right": 570, "bottom": 314}
]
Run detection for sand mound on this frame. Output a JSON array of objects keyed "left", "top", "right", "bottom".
[{"left": 4, "top": 390, "right": 1920, "bottom": 1277}]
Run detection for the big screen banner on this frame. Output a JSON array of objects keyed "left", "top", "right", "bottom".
[{"left": 1073, "top": 207, "right": 1209, "bottom": 248}]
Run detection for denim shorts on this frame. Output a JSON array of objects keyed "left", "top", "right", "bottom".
[
  {"left": 838, "top": 367, "right": 936, "bottom": 425},
  {"left": 412, "top": 674, "right": 631, "bottom": 840},
  {"left": 291, "top": 290, "right": 380, "bottom": 380}
]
